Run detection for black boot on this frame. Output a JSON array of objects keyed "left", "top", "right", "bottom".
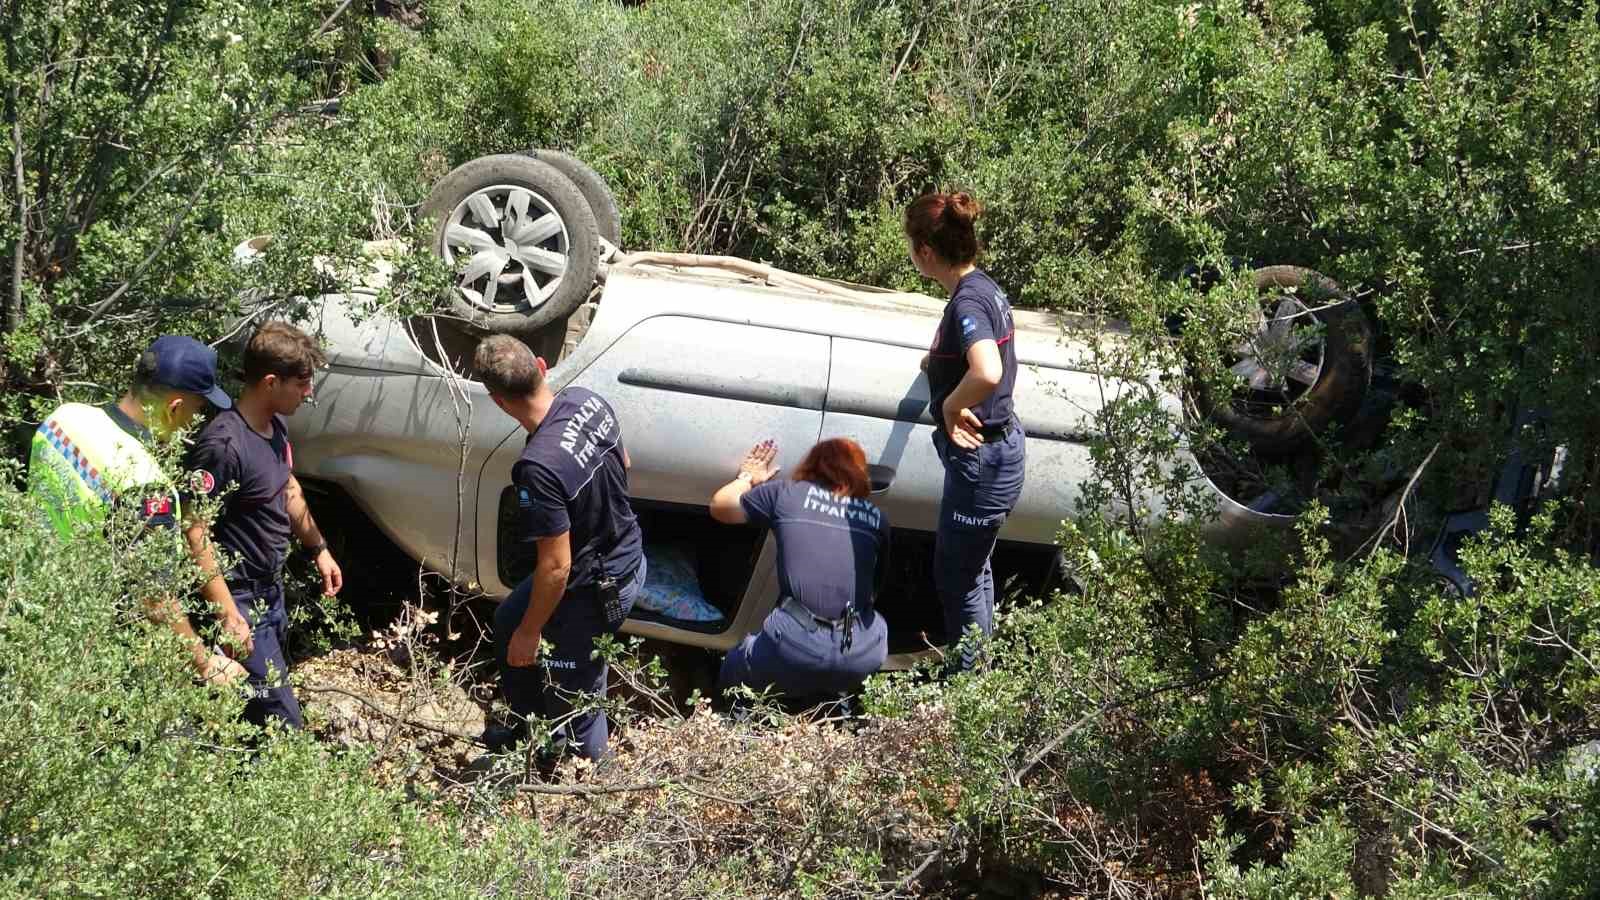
[{"left": 480, "top": 719, "right": 529, "bottom": 753}]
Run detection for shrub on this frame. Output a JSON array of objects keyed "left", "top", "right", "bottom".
[
  {"left": 0, "top": 472, "right": 563, "bottom": 898},
  {"left": 7, "top": 0, "right": 1600, "bottom": 893}
]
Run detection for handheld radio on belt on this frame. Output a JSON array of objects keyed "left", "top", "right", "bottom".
[{"left": 598, "top": 574, "right": 624, "bottom": 629}]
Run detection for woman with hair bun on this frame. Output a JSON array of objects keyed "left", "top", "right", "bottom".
[
  {"left": 710, "top": 437, "right": 890, "bottom": 700},
  {"left": 905, "top": 190, "right": 1026, "bottom": 674}
]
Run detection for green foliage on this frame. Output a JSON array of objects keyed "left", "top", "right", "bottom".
[
  {"left": 6, "top": 0, "right": 1600, "bottom": 893},
  {"left": 9, "top": 0, "right": 1600, "bottom": 532},
  {"left": 0, "top": 1, "right": 317, "bottom": 461},
  {"left": 226, "top": 0, "right": 1599, "bottom": 536},
  {"left": 860, "top": 494, "right": 1600, "bottom": 894},
  {"left": 0, "top": 479, "right": 564, "bottom": 898}
]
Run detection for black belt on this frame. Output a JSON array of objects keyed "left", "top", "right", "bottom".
[
  {"left": 591, "top": 558, "right": 643, "bottom": 591},
  {"left": 226, "top": 573, "right": 283, "bottom": 594},
  {"left": 978, "top": 420, "right": 1015, "bottom": 443},
  {"left": 780, "top": 597, "right": 860, "bottom": 650}
]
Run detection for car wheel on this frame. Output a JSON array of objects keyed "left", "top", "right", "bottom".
[
  {"left": 1203, "top": 265, "right": 1373, "bottom": 454},
  {"left": 523, "top": 149, "right": 622, "bottom": 248},
  {"left": 421, "top": 154, "right": 601, "bottom": 339}
]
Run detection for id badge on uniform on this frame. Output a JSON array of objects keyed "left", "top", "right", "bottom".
[{"left": 598, "top": 575, "right": 624, "bottom": 629}]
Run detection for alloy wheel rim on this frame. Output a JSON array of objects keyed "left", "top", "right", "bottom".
[
  {"left": 1226, "top": 291, "right": 1328, "bottom": 415},
  {"left": 441, "top": 185, "right": 570, "bottom": 315}
]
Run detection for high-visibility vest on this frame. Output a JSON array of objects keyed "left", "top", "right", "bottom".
[{"left": 27, "top": 402, "right": 180, "bottom": 539}]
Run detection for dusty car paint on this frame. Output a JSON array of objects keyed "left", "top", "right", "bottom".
[{"left": 286, "top": 262, "right": 1294, "bottom": 653}]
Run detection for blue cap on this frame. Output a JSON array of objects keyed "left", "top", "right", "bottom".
[{"left": 142, "top": 335, "right": 233, "bottom": 409}]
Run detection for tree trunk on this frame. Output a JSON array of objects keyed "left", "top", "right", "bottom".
[{"left": 5, "top": 83, "right": 24, "bottom": 335}]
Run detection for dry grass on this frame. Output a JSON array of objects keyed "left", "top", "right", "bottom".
[{"left": 290, "top": 594, "right": 1178, "bottom": 899}]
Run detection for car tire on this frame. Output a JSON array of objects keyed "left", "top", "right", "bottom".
[
  {"left": 1203, "top": 265, "right": 1373, "bottom": 454},
  {"left": 523, "top": 149, "right": 622, "bottom": 248},
  {"left": 421, "top": 154, "right": 600, "bottom": 339}
]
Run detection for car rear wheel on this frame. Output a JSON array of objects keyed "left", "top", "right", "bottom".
[
  {"left": 523, "top": 148, "right": 622, "bottom": 248},
  {"left": 1203, "top": 265, "right": 1373, "bottom": 454},
  {"left": 421, "top": 154, "right": 601, "bottom": 339}
]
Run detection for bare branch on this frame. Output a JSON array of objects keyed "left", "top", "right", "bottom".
[
  {"left": 879, "top": 821, "right": 961, "bottom": 899},
  {"left": 1353, "top": 441, "right": 1440, "bottom": 559},
  {"left": 66, "top": 163, "right": 220, "bottom": 336},
  {"left": 314, "top": 0, "right": 358, "bottom": 39},
  {"left": 1369, "top": 788, "right": 1503, "bottom": 868},
  {"left": 516, "top": 777, "right": 744, "bottom": 806},
  {"left": 889, "top": 19, "right": 922, "bottom": 86}
]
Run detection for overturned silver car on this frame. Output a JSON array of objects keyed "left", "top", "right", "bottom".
[{"left": 277, "top": 154, "right": 1375, "bottom": 662}]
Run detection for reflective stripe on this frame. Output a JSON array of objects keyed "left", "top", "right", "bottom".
[
  {"left": 38, "top": 417, "right": 112, "bottom": 502},
  {"left": 26, "top": 403, "right": 176, "bottom": 537}
]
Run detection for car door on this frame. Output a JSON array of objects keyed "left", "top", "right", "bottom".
[
  {"left": 474, "top": 315, "right": 829, "bottom": 651},
  {"left": 819, "top": 337, "right": 1104, "bottom": 546},
  {"left": 569, "top": 315, "right": 830, "bottom": 507},
  {"left": 817, "top": 338, "right": 946, "bottom": 533}
]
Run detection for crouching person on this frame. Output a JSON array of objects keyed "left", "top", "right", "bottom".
[
  {"left": 475, "top": 336, "right": 646, "bottom": 761},
  {"left": 712, "top": 438, "right": 890, "bottom": 701}
]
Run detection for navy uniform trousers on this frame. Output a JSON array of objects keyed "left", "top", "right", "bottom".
[
  {"left": 933, "top": 421, "right": 1026, "bottom": 673},
  {"left": 228, "top": 580, "right": 304, "bottom": 730},
  {"left": 493, "top": 560, "right": 646, "bottom": 761},
  {"left": 719, "top": 600, "right": 888, "bottom": 700}
]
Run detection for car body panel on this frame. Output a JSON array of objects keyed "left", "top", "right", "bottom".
[
  {"left": 286, "top": 263, "right": 1295, "bottom": 655},
  {"left": 569, "top": 314, "right": 829, "bottom": 508}
]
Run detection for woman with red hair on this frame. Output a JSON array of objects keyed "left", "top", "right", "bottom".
[
  {"left": 710, "top": 437, "right": 890, "bottom": 699},
  {"left": 906, "top": 190, "right": 1026, "bottom": 673}
]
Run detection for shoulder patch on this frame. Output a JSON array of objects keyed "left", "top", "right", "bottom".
[
  {"left": 191, "top": 469, "right": 216, "bottom": 495},
  {"left": 960, "top": 316, "right": 977, "bottom": 335}
]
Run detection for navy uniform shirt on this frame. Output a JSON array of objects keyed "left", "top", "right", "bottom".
[
  {"left": 926, "top": 269, "right": 1018, "bottom": 431},
  {"left": 513, "top": 387, "right": 643, "bottom": 588},
  {"left": 185, "top": 409, "right": 293, "bottom": 583},
  {"left": 740, "top": 480, "right": 890, "bottom": 620}
]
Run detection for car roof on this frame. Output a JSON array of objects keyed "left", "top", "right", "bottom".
[
  {"left": 602, "top": 261, "right": 1128, "bottom": 372},
  {"left": 304, "top": 254, "right": 1137, "bottom": 379}
]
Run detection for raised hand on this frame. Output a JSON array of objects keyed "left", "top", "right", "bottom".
[{"left": 738, "top": 439, "right": 780, "bottom": 486}]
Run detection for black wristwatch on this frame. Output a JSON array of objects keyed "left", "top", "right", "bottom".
[{"left": 303, "top": 540, "right": 329, "bottom": 559}]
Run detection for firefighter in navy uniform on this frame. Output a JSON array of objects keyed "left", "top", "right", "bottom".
[
  {"left": 184, "top": 322, "right": 344, "bottom": 730},
  {"left": 711, "top": 437, "right": 891, "bottom": 701},
  {"left": 473, "top": 335, "right": 646, "bottom": 762},
  {"left": 906, "top": 190, "right": 1026, "bottom": 674}
]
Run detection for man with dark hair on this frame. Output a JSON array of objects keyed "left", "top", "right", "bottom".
[
  {"left": 473, "top": 334, "right": 645, "bottom": 761},
  {"left": 28, "top": 335, "right": 246, "bottom": 685},
  {"left": 183, "top": 321, "right": 341, "bottom": 730}
]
